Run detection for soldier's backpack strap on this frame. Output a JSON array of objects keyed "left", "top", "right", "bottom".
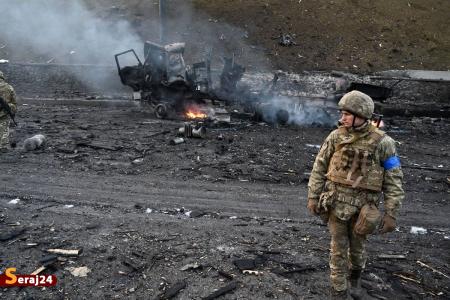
[
  {"left": 366, "top": 127, "right": 385, "bottom": 152},
  {"left": 361, "top": 127, "right": 386, "bottom": 179}
]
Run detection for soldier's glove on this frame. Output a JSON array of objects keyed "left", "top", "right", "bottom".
[
  {"left": 379, "top": 214, "right": 396, "bottom": 234},
  {"left": 307, "top": 199, "right": 320, "bottom": 216}
]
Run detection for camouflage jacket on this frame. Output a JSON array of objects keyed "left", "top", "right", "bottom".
[
  {"left": 308, "top": 122, "right": 404, "bottom": 218},
  {"left": 0, "top": 79, "right": 17, "bottom": 119}
]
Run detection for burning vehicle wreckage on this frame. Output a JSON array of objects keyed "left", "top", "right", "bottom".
[
  {"left": 115, "top": 41, "right": 244, "bottom": 123},
  {"left": 114, "top": 40, "right": 394, "bottom": 133}
]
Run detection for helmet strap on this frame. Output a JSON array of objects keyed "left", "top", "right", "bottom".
[{"left": 351, "top": 114, "right": 369, "bottom": 128}]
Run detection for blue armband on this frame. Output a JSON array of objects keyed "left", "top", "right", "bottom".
[{"left": 383, "top": 156, "right": 401, "bottom": 170}]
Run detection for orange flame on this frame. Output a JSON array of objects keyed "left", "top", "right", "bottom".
[{"left": 185, "top": 108, "right": 207, "bottom": 119}]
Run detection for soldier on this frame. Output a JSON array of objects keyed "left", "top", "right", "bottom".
[
  {"left": 307, "top": 90, "right": 404, "bottom": 299},
  {"left": 0, "top": 70, "right": 17, "bottom": 152}
]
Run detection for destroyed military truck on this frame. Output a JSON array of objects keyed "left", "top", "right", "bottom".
[{"left": 115, "top": 41, "right": 245, "bottom": 118}]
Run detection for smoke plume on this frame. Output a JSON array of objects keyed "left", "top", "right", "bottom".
[
  {"left": 260, "top": 96, "right": 336, "bottom": 127},
  {"left": 0, "top": 0, "right": 143, "bottom": 65}
]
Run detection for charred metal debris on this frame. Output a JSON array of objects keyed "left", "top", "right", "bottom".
[
  {"left": 115, "top": 41, "right": 244, "bottom": 121},
  {"left": 116, "top": 40, "right": 446, "bottom": 128}
]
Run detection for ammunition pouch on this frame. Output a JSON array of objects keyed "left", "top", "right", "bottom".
[
  {"left": 318, "top": 190, "right": 336, "bottom": 212},
  {"left": 318, "top": 190, "right": 336, "bottom": 224},
  {"left": 354, "top": 203, "right": 381, "bottom": 236}
]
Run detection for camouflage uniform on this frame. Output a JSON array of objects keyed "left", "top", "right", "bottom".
[
  {"left": 307, "top": 91, "right": 404, "bottom": 294},
  {"left": 0, "top": 71, "right": 17, "bottom": 150}
]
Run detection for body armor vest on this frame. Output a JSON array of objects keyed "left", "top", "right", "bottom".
[{"left": 326, "top": 125, "right": 385, "bottom": 192}]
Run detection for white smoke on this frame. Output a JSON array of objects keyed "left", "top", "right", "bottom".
[
  {"left": 0, "top": 0, "right": 143, "bottom": 65},
  {"left": 260, "top": 96, "right": 336, "bottom": 127}
]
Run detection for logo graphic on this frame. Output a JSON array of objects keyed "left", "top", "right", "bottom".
[{"left": 0, "top": 268, "right": 57, "bottom": 287}]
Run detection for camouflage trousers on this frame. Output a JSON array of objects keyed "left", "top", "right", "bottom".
[
  {"left": 328, "top": 209, "right": 367, "bottom": 292},
  {"left": 0, "top": 116, "right": 10, "bottom": 150}
]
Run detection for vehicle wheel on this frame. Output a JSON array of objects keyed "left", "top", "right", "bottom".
[{"left": 155, "top": 103, "right": 168, "bottom": 119}]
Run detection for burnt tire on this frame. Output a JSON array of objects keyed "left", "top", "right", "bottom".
[
  {"left": 276, "top": 109, "right": 289, "bottom": 125},
  {"left": 155, "top": 104, "right": 168, "bottom": 119}
]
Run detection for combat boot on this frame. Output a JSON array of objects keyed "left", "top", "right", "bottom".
[
  {"left": 349, "top": 269, "right": 362, "bottom": 299},
  {"left": 330, "top": 288, "right": 348, "bottom": 300}
]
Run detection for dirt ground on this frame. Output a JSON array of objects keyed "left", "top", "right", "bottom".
[
  {"left": 191, "top": 0, "right": 450, "bottom": 72},
  {"left": 0, "top": 98, "right": 449, "bottom": 299},
  {"left": 1, "top": 0, "right": 450, "bottom": 72},
  {"left": 0, "top": 1, "right": 449, "bottom": 299}
]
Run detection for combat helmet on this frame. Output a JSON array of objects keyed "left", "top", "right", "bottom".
[{"left": 338, "top": 90, "right": 374, "bottom": 119}]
